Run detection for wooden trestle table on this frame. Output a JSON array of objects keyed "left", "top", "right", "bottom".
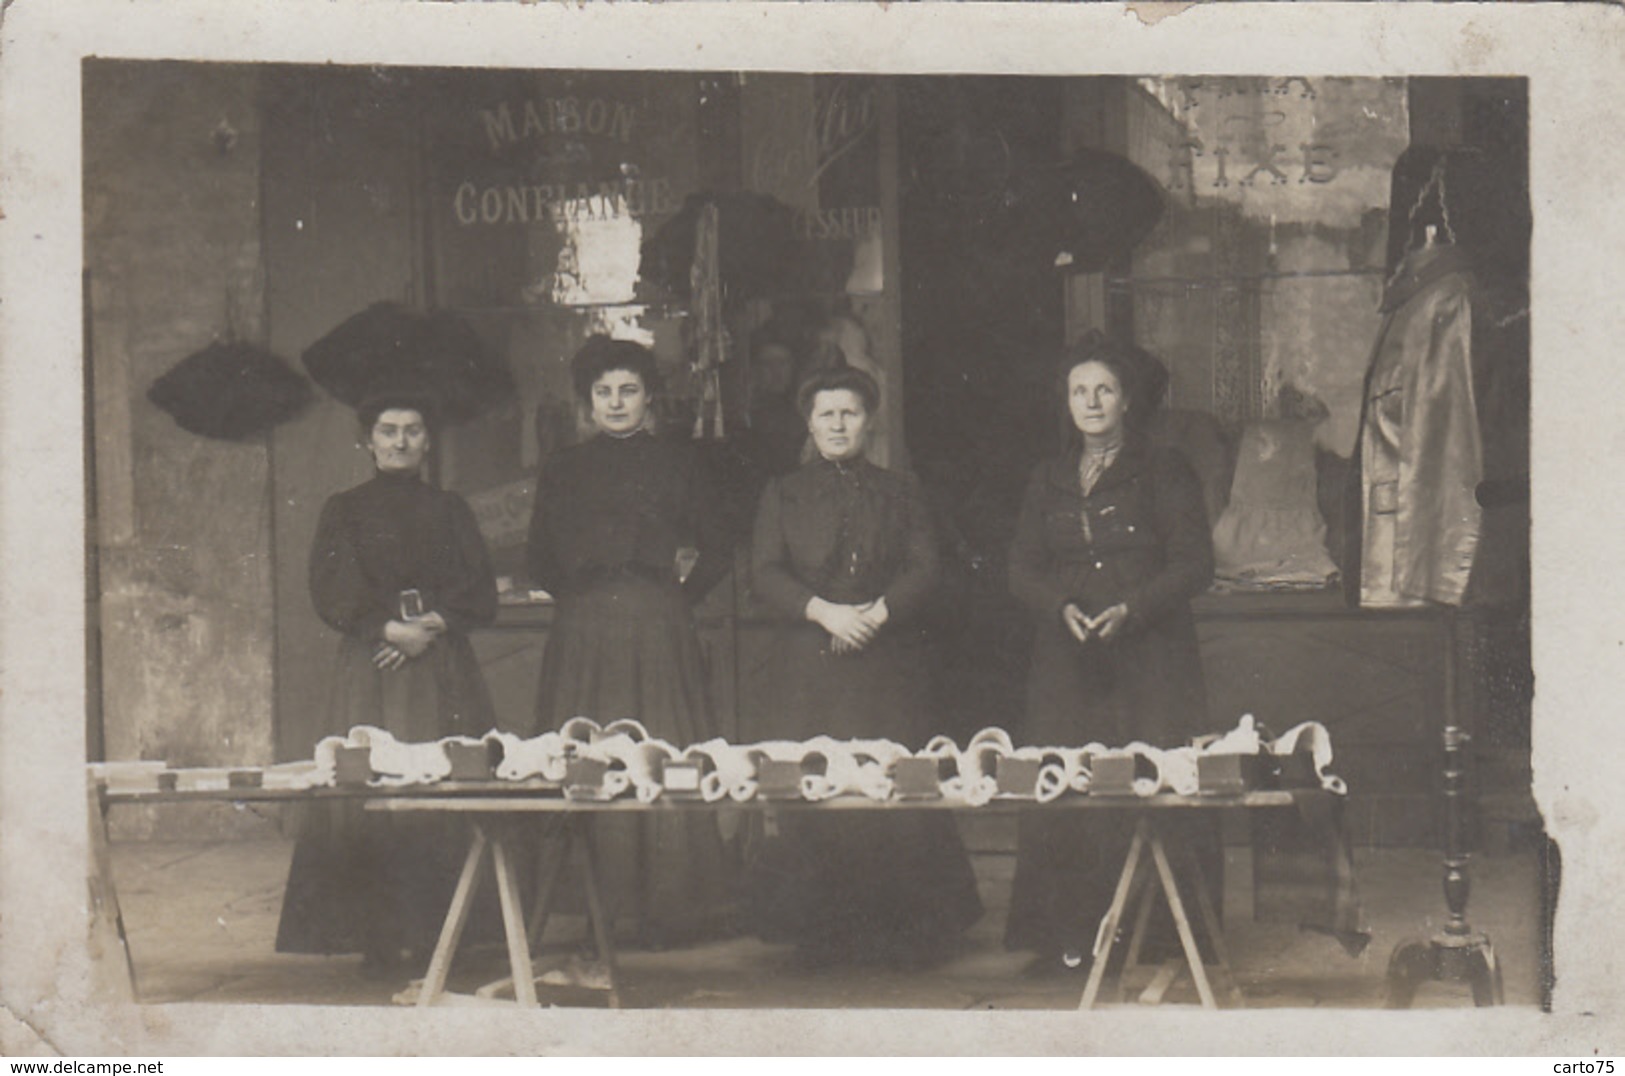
[{"left": 362, "top": 787, "right": 1311, "bottom": 1010}]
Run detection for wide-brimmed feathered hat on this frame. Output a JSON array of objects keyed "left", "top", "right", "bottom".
[
  {"left": 639, "top": 190, "right": 801, "bottom": 302},
  {"left": 147, "top": 340, "right": 312, "bottom": 440},
  {"left": 1040, "top": 148, "right": 1166, "bottom": 274},
  {"left": 301, "top": 302, "right": 514, "bottom": 426}
]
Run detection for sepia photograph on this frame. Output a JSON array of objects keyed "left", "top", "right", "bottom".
[{"left": 2, "top": 0, "right": 1623, "bottom": 1057}]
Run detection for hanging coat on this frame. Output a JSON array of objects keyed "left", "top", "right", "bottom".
[{"left": 1358, "top": 245, "right": 1483, "bottom": 608}]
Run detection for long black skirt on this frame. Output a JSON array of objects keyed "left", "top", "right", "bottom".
[
  {"left": 275, "top": 802, "right": 502, "bottom": 958},
  {"left": 276, "top": 633, "right": 502, "bottom": 957},
  {"left": 742, "top": 621, "right": 983, "bottom": 957},
  {"left": 1004, "top": 810, "right": 1222, "bottom": 962},
  {"left": 1008, "top": 609, "right": 1215, "bottom": 960},
  {"left": 535, "top": 575, "right": 735, "bottom": 944}
]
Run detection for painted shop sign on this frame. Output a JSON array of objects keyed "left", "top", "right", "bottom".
[
  {"left": 476, "top": 96, "right": 638, "bottom": 151},
  {"left": 452, "top": 177, "right": 682, "bottom": 226},
  {"left": 1139, "top": 76, "right": 1408, "bottom": 228},
  {"left": 1164, "top": 139, "right": 1341, "bottom": 191},
  {"left": 449, "top": 88, "right": 684, "bottom": 227},
  {"left": 794, "top": 206, "right": 882, "bottom": 241},
  {"left": 749, "top": 78, "right": 878, "bottom": 196}
]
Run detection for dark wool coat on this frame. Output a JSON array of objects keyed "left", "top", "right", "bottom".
[
  {"left": 1004, "top": 439, "right": 1217, "bottom": 958},
  {"left": 1008, "top": 439, "right": 1214, "bottom": 749}
]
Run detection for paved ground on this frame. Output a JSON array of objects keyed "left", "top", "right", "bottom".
[{"left": 109, "top": 831, "right": 1545, "bottom": 1011}]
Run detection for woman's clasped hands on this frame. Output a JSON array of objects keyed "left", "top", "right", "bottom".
[
  {"left": 806, "top": 596, "right": 890, "bottom": 655},
  {"left": 374, "top": 611, "right": 447, "bottom": 670},
  {"left": 1062, "top": 601, "right": 1128, "bottom": 646}
]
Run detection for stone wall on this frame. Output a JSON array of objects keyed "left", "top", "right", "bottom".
[{"left": 85, "top": 61, "right": 278, "bottom": 839}]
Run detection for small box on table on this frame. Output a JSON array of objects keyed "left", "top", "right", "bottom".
[
  {"left": 444, "top": 742, "right": 494, "bottom": 782},
  {"left": 333, "top": 746, "right": 373, "bottom": 787},
  {"left": 1089, "top": 754, "right": 1140, "bottom": 796},
  {"left": 564, "top": 757, "right": 612, "bottom": 800},
  {"left": 228, "top": 769, "right": 264, "bottom": 790},
  {"left": 890, "top": 757, "right": 942, "bottom": 799},
  {"left": 1197, "top": 752, "right": 1263, "bottom": 795},
  {"left": 755, "top": 759, "right": 805, "bottom": 800},
  {"left": 996, "top": 756, "right": 1043, "bottom": 798},
  {"left": 660, "top": 759, "right": 704, "bottom": 799}
]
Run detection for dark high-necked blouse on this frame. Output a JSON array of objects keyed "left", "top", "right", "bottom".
[
  {"left": 526, "top": 430, "right": 728, "bottom": 601},
  {"left": 750, "top": 456, "right": 938, "bottom": 621},
  {"left": 310, "top": 470, "right": 497, "bottom": 643},
  {"left": 1007, "top": 437, "right": 1212, "bottom": 747},
  {"left": 306, "top": 469, "right": 498, "bottom": 740},
  {"left": 524, "top": 429, "right": 731, "bottom": 745},
  {"left": 749, "top": 455, "right": 940, "bottom": 744}
]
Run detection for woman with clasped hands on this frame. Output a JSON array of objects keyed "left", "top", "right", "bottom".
[
  {"left": 1003, "top": 332, "right": 1215, "bottom": 975},
  {"left": 277, "top": 389, "right": 499, "bottom": 975},
  {"left": 745, "top": 365, "right": 982, "bottom": 968}
]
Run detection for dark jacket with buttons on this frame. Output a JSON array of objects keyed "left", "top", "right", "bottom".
[
  {"left": 1008, "top": 438, "right": 1214, "bottom": 747},
  {"left": 749, "top": 456, "right": 939, "bottom": 743}
]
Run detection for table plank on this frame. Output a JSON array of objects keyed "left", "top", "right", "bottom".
[{"left": 365, "top": 790, "right": 1305, "bottom": 813}]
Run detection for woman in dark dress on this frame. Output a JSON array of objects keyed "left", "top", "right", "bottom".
[
  {"left": 745, "top": 366, "right": 983, "bottom": 967},
  {"left": 525, "top": 336, "right": 733, "bottom": 944},
  {"left": 1003, "top": 333, "right": 1215, "bottom": 973},
  {"left": 276, "top": 390, "right": 499, "bottom": 971}
]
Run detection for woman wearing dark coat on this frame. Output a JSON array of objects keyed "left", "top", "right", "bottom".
[
  {"left": 276, "top": 390, "right": 499, "bottom": 971},
  {"left": 1003, "top": 332, "right": 1216, "bottom": 971},
  {"left": 744, "top": 366, "right": 983, "bottom": 967},
  {"left": 525, "top": 336, "right": 733, "bottom": 945}
]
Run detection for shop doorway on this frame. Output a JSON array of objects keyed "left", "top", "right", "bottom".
[{"left": 898, "top": 76, "right": 1068, "bottom": 739}]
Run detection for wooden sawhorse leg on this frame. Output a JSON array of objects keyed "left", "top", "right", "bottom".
[
  {"left": 87, "top": 785, "right": 138, "bottom": 1003},
  {"left": 417, "top": 821, "right": 538, "bottom": 1007},
  {"left": 519, "top": 815, "right": 622, "bottom": 1008},
  {"left": 1079, "top": 814, "right": 1239, "bottom": 1010},
  {"left": 417, "top": 825, "right": 490, "bottom": 1006},
  {"left": 1080, "top": 818, "right": 1149, "bottom": 1009}
]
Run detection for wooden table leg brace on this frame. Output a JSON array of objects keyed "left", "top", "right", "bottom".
[{"left": 1079, "top": 815, "right": 1242, "bottom": 1010}]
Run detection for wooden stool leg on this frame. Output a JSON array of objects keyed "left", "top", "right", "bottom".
[
  {"left": 1149, "top": 829, "right": 1218, "bottom": 1009},
  {"left": 1080, "top": 817, "right": 1149, "bottom": 1010},
  {"left": 418, "top": 826, "right": 490, "bottom": 1007},
  {"left": 575, "top": 816, "right": 623, "bottom": 1008},
  {"left": 491, "top": 833, "right": 538, "bottom": 1007},
  {"left": 527, "top": 819, "right": 572, "bottom": 949}
]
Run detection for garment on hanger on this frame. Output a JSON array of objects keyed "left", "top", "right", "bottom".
[
  {"left": 1357, "top": 242, "right": 1482, "bottom": 607},
  {"left": 1212, "top": 418, "right": 1339, "bottom": 590}
]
